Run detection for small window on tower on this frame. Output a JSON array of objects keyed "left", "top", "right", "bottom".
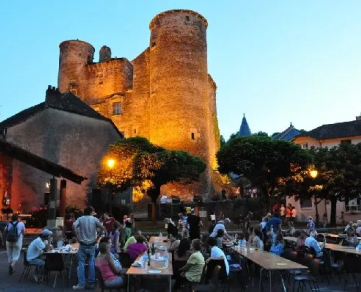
[
  {"left": 191, "top": 133, "right": 195, "bottom": 140},
  {"left": 113, "top": 102, "right": 122, "bottom": 115},
  {"left": 151, "top": 42, "right": 156, "bottom": 48},
  {"left": 186, "top": 16, "right": 190, "bottom": 21},
  {"left": 134, "top": 129, "right": 137, "bottom": 134}
]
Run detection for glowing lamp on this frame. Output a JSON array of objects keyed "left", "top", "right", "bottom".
[
  {"left": 310, "top": 170, "right": 318, "bottom": 179},
  {"left": 107, "top": 159, "right": 115, "bottom": 169}
]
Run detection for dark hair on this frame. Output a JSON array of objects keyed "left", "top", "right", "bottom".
[
  {"left": 207, "top": 237, "right": 217, "bottom": 247},
  {"left": 276, "top": 233, "right": 284, "bottom": 244},
  {"left": 98, "top": 242, "right": 108, "bottom": 254},
  {"left": 11, "top": 214, "right": 18, "bottom": 221},
  {"left": 176, "top": 238, "right": 190, "bottom": 258},
  {"left": 135, "top": 235, "right": 146, "bottom": 244},
  {"left": 254, "top": 228, "right": 262, "bottom": 238},
  {"left": 248, "top": 226, "right": 254, "bottom": 233},
  {"left": 99, "top": 236, "right": 111, "bottom": 244},
  {"left": 273, "top": 213, "right": 280, "bottom": 218},
  {"left": 113, "top": 221, "right": 121, "bottom": 232},
  {"left": 216, "top": 229, "right": 224, "bottom": 237},
  {"left": 84, "top": 206, "right": 94, "bottom": 215},
  {"left": 192, "top": 239, "right": 202, "bottom": 251}
]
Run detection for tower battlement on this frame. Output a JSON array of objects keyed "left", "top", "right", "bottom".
[{"left": 149, "top": 9, "right": 208, "bottom": 29}]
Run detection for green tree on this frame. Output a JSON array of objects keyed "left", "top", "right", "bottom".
[
  {"left": 220, "top": 135, "right": 226, "bottom": 148},
  {"left": 217, "top": 136, "right": 312, "bottom": 209},
  {"left": 252, "top": 131, "right": 268, "bottom": 137},
  {"left": 310, "top": 144, "right": 361, "bottom": 226},
  {"left": 97, "top": 137, "right": 206, "bottom": 224}
]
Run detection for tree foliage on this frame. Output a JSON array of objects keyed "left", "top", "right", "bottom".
[
  {"left": 217, "top": 136, "right": 313, "bottom": 205},
  {"left": 97, "top": 137, "right": 206, "bottom": 205}
]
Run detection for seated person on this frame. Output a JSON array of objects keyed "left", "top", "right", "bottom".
[
  {"left": 252, "top": 228, "right": 264, "bottom": 250},
  {"left": 126, "top": 235, "right": 148, "bottom": 262},
  {"left": 26, "top": 229, "right": 53, "bottom": 282},
  {"left": 295, "top": 230, "right": 307, "bottom": 249},
  {"left": 174, "top": 238, "right": 192, "bottom": 261},
  {"left": 216, "top": 229, "right": 224, "bottom": 248},
  {"left": 206, "top": 237, "right": 229, "bottom": 276},
  {"left": 98, "top": 237, "right": 122, "bottom": 269},
  {"left": 168, "top": 234, "right": 181, "bottom": 252},
  {"left": 355, "top": 220, "right": 361, "bottom": 236},
  {"left": 345, "top": 227, "right": 359, "bottom": 247},
  {"left": 305, "top": 231, "right": 323, "bottom": 258},
  {"left": 179, "top": 239, "right": 205, "bottom": 283},
  {"left": 247, "top": 226, "right": 255, "bottom": 243},
  {"left": 123, "top": 229, "right": 141, "bottom": 250},
  {"left": 344, "top": 221, "right": 353, "bottom": 234},
  {"left": 95, "top": 242, "right": 124, "bottom": 288},
  {"left": 270, "top": 233, "right": 284, "bottom": 256}
]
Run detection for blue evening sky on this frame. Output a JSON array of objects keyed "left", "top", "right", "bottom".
[{"left": 1, "top": 1, "right": 360, "bottom": 139}]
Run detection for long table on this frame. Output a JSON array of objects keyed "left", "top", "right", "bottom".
[
  {"left": 149, "top": 236, "right": 171, "bottom": 249},
  {"left": 232, "top": 246, "right": 307, "bottom": 292},
  {"left": 126, "top": 250, "right": 173, "bottom": 292}
]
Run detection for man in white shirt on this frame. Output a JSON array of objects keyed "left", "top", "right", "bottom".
[
  {"left": 160, "top": 194, "right": 168, "bottom": 204},
  {"left": 210, "top": 218, "right": 232, "bottom": 241},
  {"left": 27, "top": 228, "right": 53, "bottom": 282},
  {"left": 305, "top": 231, "right": 323, "bottom": 258},
  {"left": 206, "top": 237, "right": 229, "bottom": 276}
]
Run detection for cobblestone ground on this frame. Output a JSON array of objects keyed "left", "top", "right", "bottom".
[{"left": 0, "top": 247, "right": 357, "bottom": 292}]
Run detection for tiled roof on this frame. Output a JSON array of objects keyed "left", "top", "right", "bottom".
[
  {"left": 0, "top": 87, "right": 123, "bottom": 138},
  {"left": 295, "top": 119, "right": 361, "bottom": 140},
  {"left": 273, "top": 124, "right": 300, "bottom": 141},
  {"left": 238, "top": 114, "right": 251, "bottom": 137}
]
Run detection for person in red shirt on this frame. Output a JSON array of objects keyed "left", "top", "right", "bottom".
[{"left": 103, "top": 213, "right": 115, "bottom": 236}]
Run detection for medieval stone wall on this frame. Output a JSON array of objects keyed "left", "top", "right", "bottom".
[{"left": 5, "top": 109, "right": 121, "bottom": 211}]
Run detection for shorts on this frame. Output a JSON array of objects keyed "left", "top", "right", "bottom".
[{"left": 6, "top": 240, "right": 22, "bottom": 262}]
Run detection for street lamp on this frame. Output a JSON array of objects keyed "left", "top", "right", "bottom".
[
  {"left": 106, "top": 159, "right": 116, "bottom": 213},
  {"left": 310, "top": 170, "right": 318, "bottom": 179},
  {"left": 107, "top": 159, "right": 115, "bottom": 169}
]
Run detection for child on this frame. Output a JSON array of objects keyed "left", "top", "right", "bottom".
[{"left": 270, "top": 233, "right": 284, "bottom": 256}]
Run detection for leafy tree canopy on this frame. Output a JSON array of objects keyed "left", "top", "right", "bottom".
[{"left": 217, "top": 136, "right": 313, "bottom": 200}]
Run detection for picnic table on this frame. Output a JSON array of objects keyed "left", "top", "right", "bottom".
[
  {"left": 232, "top": 246, "right": 307, "bottom": 292},
  {"left": 126, "top": 251, "right": 173, "bottom": 292}
]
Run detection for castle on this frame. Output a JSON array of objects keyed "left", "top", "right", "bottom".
[{"left": 57, "top": 10, "right": 221, "bottom": 199}]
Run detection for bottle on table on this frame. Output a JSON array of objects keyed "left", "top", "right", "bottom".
[
  {"left": 142, "top": 253, "right": 149, "bottom": 270},
  {"left": 163, "top": 252, "right": 169, "bottom": 268}
]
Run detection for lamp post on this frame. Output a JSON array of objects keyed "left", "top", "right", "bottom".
[
  {"left": 310, "top": 169, "right": 320, "bottom": 226},
  {"left": 107, "top": 159, "right": 115, "bottom": 213}
]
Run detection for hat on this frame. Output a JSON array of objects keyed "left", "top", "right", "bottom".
[
  {"left": 41, "top": 229, "right": 53, "bottom": 236},
  {"left": 224, "top": 218, "right": 231, "bottom": 224}
]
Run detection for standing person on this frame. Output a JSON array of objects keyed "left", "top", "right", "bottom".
[
  {"left": 73, "top": 206, "right": 106, "bottom": 291},
  {"left": 64, "top": 213, "right": 76, "bottom": 240},
  {"left": 280, "top": 204, "right": 286, "bottom": 221},
  {"left": 243, "top": 211, "right": 253, "bottom": 231},
  {"left": 285, "top": 205, "right": 291, "bottom": 223},
  {"left": 109, "top": 221, "right": 121, "bottom": 254},
  {"left": 178, "top": 213, "right": 188, "bottom": 238},
  {"left": 307, "top": 216, "right": 316, "bottom": 234},
  {"left": 187, "top": 209, "right": 202, "bottom": 240},
  {"left": 266, "top": 213, "right": 282, "bottom": 234},
  {"left": 322, "top": 213, "right": 328, "bottom": 228},
  {"left": 4, "top": 214, "right": 25, "bottom": 275},
  {"left": 291, "top": 207, "right": 297, "bottom": 222},
  {"left": 128, "top": 214, "right": 136, "bottom": 230},
  {"left": 103, "top": 213, "right": 115, "bottom": 236},
  {"left": 221, "top": 189, "right": 227, "bottom": 201}
]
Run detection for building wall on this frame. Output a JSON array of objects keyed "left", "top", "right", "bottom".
[
  {"left": 294, "top": 135, "right": 361, "bottom": 149},
  {"left": 56, "top": 10, "right": 220, "bottom": 200},
  {"left": 5, "top": 109, "right": 121, "bottom": 211}
]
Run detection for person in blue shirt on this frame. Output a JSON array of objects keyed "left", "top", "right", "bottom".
[
  {"left": 266, "top": 213, "right": 282, "bottom": 234},
  {"left": 307, "top": 216, "right": 316, "bottom": 234},
  {"left": 270, "top": 233, "right": 284, "bottom": 256},
  {"left": 305, "top": 231, "right": 323, "bottom": 258}
]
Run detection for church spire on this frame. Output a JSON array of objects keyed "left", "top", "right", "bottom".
[{"left": 238, "top": 114, "right": 251, "bottom": 137}]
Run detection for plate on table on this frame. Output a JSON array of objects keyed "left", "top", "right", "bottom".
[
  {"left": 148, "top": 270, "right": 162, "bottom": 274},
  {"left": 131, "top": 261, "right": 142, "bottom": 267},
  {"left": 158, "top": 246, "right": 166, "bottom": 251}
]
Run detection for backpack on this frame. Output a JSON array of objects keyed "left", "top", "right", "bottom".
[{"left": 6, "top": 221, "right": 19, "bottom": 242}]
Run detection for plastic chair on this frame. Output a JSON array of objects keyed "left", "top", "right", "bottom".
[
  {"left": 43, "top": 253, "right": 68, "bottom": 288},
  {"left": 19, "top": 248, "right": 39, "bottom": 283},
  {"left": 118, "top": 252, "right": 132, "bottom": 268},
  {"left": 95, "top": 266, "right": 125, "bottom": 292},
  {"left": 192, "top": 265, "right": 221, "bottom": 292}
]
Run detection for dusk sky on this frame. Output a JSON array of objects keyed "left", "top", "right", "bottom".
[{"left": 1, "top": 1, "right": 360, "bottom": 139}]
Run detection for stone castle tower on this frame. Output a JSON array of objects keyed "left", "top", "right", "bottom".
[{"left": 57, "top": 10, "right": 220, "bottom": 200}]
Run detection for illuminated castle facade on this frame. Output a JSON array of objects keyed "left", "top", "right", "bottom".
[{"left": 57, "top": 10, "right": 220, "bottom": 199}]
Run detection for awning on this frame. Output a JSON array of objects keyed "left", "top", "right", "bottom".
[{"left": 0, "top": 139, "right": 87, "bottom": 184}]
